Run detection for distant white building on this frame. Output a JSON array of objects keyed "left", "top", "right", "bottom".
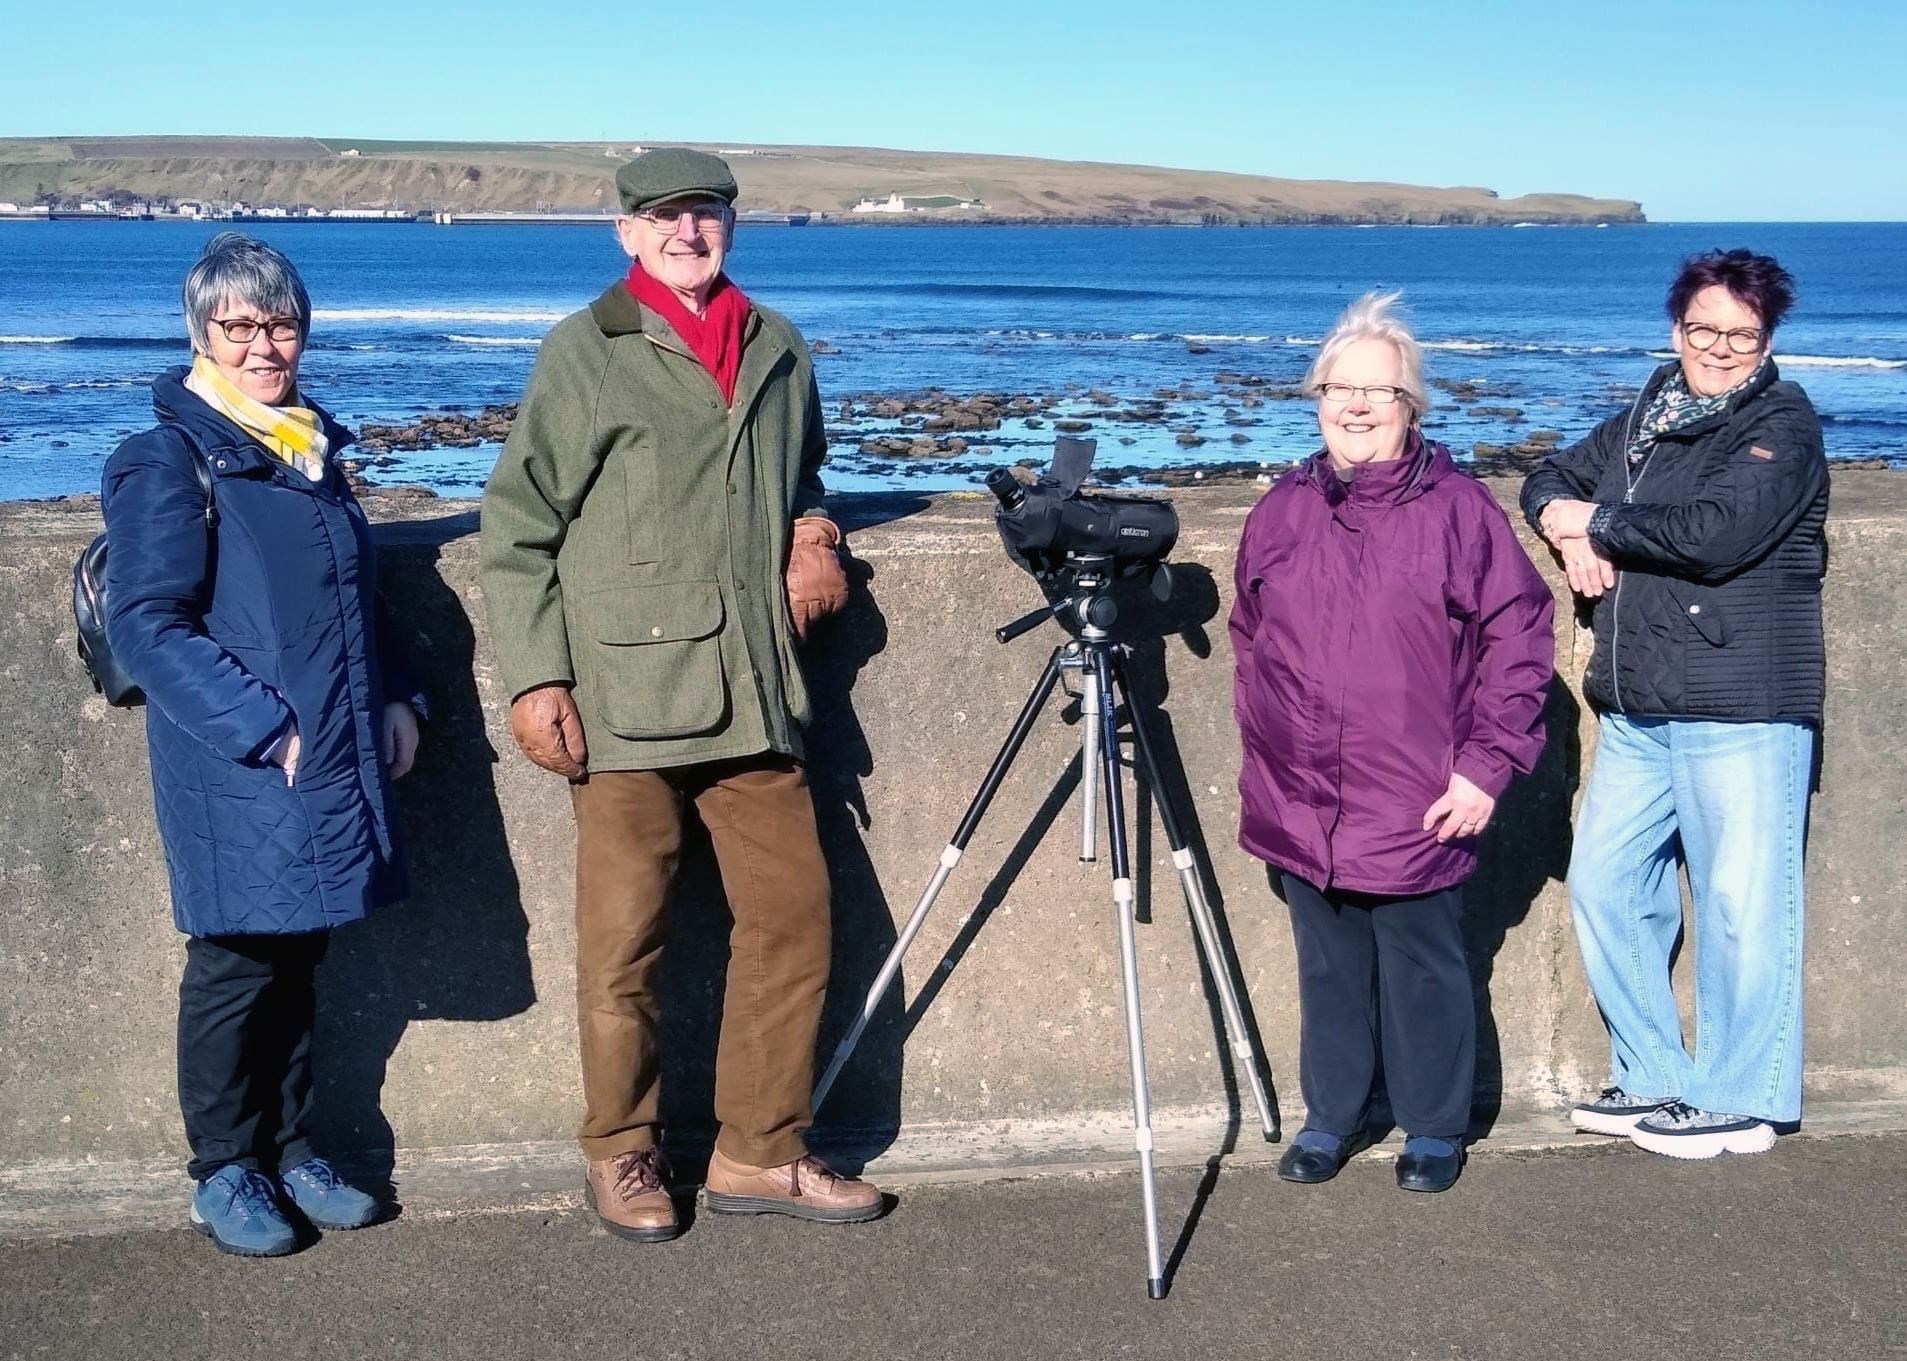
[
  {"left": 850, "top": 192, "right": 985, "bottom": 214},
  {"left": 340, "top": 148, "right": 362, "bottom": 157},
  {"left": 0, "top": 203, "right": 19, "bottom": 214}
]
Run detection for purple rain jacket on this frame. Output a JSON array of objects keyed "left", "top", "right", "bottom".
[{"left": 1229, "top": 436, "right": 1556, "bottom": 896}]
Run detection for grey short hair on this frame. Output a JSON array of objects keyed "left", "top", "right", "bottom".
[
  {"left": 182, "top": 232, "right": 311, "bottom": 353},
  {"left": 1303, "top": 290, "right": 1429, "bottom": 420}
]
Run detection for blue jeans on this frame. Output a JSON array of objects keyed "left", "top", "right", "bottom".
[{"left": 1569, "top": 715, "right": 1812, "bottom": 1124}]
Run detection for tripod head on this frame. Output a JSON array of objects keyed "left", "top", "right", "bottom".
[{"left": 993, "top": 551, "right": 1173, "bottom": 644}]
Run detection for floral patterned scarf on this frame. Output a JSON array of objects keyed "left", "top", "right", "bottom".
[{"left": 1626, "top": 355, "right": 1769, "bottom": 465}]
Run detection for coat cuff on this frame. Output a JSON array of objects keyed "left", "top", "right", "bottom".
[
  {"left": 1586, "top": 502, "right": 1621, "bottom": 550},
  {"left": 1522, "top": 489, "right": 1563, "bottom": 534},
  {"left": 247, "top": 713, "right": 297, "bottom": 767},
  {"left": 1453, "top": 748, "right": 1514, "bottom": 801}
]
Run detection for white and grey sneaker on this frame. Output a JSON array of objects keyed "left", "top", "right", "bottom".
[
  {"left": 1630, "top": 1102, "right": 1776, "bottom": 1159},
  {"left": 1570, "top": 1086, "right": 1674, "bottom": 1136}
]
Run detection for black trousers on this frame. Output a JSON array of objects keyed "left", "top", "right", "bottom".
[
  {"left": 1282, "top": 874, "right": 1475, "bottom": 1140},
  {"left": 177, "top": 931, "right": 329, "bottom": 1182}
]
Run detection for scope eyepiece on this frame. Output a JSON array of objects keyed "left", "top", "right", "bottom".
[{"left": 986, "top": 467, "right": 1025, "bottom": 512}]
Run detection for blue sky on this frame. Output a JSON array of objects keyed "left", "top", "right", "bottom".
[{"left": 4, "top": 0, "right": 1902, "bottom": 221}]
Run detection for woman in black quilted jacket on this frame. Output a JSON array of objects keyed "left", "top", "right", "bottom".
[{"left": 1520, "top": 249, "right": 1827, "bottom": 1161}]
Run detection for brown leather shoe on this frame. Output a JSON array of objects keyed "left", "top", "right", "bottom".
[
  {"left": 583, "top": 1148, "right": 680, "bottom": 1243},
  {"left": 703, "top": 1148, "right": 885, "bottom": 1223}
]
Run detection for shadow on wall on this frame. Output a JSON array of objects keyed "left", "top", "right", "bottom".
[
  {"left": 314, "top": 521, "right": 537, "bottom": 1198},
  {"left": 1118, "top": 562, "right": 1283, "bottom": 1144},
  {"left": 1463, "top": 674, "right": 1583, "bottom": 1140},
  {"left": 650, "top": 554, "right": 904, "bottom": 1173}
]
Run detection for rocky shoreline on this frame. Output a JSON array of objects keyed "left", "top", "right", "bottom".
[{"left": 344, "top": 364, "right": 1649, "bottom": 488}]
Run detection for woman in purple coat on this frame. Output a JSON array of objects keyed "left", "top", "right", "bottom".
[{"left": 1230, "top": 293, "right": 1555, "bottom": 1192}]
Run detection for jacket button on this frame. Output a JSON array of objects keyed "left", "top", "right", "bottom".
[
  {"left": 737, "top": 581, "right": 747, "bottom": 592},
  {"left": 1688, "top": 604, "right": 1701, "bottom": 614},
  {"left": 650, "top": 626, "right": 663, "bottom": 638},
  {"left": 216, "top": 459, "right": 227, "bottom": 469},
  {"left": 728, "top": 484, "right": 738, "bottom": 495}
]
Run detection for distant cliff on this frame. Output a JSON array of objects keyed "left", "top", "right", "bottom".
[{"left": 0, "top": 136, "right": 1645, "bottom": 225}]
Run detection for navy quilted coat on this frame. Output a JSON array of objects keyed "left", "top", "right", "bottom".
[{"left": 101, "top": 368, "right": 422, "bottom": 937}]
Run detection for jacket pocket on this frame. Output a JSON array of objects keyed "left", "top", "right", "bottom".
[
  {"left": 583, "top": 580, "right": 731, "bottom": 739},
  {"left": 1664, "top": 580, "right": 1728, "bottom": 646}
]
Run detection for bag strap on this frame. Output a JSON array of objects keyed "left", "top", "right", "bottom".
[{"left": 190, "top": 449, "right": 219, "bottom": 530}]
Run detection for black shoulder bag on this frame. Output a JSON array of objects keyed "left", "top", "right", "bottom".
[{"left": 74, "top": 454, "right": 218, "bottom": 707}]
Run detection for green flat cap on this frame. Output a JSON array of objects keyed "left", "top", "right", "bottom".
[{"left": 615, "top": 148, "right": 739, "bottom": 213}]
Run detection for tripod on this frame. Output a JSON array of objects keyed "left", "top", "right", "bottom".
[{"left": 811, "top": 558, "right": 1275, "bottom": 1299}]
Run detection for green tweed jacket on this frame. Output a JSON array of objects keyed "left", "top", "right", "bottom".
[{"left": 479, "top": 280, "right": 830, "bottom": 771}]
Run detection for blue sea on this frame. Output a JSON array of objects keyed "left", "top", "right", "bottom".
[{"left": 2, "top": 220, "right": 1904, "bottom": 500}]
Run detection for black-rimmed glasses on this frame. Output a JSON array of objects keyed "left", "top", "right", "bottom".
[
  {"left": 1681, "top": 322, "right": 1765, "bottom": 355},
  {"left": 208, "top": 316, "right": 302, "bottom": 345}
]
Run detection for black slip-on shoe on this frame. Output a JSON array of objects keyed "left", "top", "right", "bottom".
[
  {"left": 1276, "top": 1130, "right": 1372, "bottom": 1185},
  {"left": 1395, "top": 1138, "right": 1464, "bottom": 1193}
]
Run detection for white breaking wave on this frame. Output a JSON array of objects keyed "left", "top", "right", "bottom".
[
  {"left": 313, "top": 307, "right": 565, "bottom": 324},
  {"left": 447, "top": 334, "right": 544, "bottom": 347},
  {"left": 1775, "top": 353, "right": 1907, "bottom": 370},
  {"left": 0, "top": 335, "right": 77, "bottom": 344},
  {"left": 1181, "top": 333, "right": 1273, "bottom": 344}
]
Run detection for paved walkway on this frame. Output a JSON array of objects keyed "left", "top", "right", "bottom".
[{"left": 4, "top": 1133, "right": 1904, "bottom": 1361}]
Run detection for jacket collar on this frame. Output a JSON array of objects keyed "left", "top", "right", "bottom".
[
  {"left": 588, "top": 279, "right": 790, "bottom": 416},
  {"left": 1303, "top": 429, "right": 1452, "bottom": 509},
  {"left": 149, "top": 365, "right": 354, "bottom": 474}
]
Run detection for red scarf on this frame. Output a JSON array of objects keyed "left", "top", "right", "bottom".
[{"left": 624, "top": 263, "right": 751, "bottom": 406}]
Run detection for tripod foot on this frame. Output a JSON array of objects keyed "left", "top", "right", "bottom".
[{"left": 1148, "top": 1279, "right": 1167, "bottom": 1301}]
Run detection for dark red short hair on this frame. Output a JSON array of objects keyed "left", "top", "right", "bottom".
[{"left": 1666, "top": 249, "right": 1797, "bottom": 333}]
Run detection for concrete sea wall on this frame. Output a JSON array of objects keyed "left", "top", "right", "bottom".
[{"left": 2, "top": 475, "right": 1903, "bottom": 1229}]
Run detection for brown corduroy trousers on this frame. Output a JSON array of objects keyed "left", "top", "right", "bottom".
[{"left": 570, "top": 755, "right": 831, "bottom": 1167}]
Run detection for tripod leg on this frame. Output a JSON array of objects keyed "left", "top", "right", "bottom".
[
  {"left": 1078, "top": 643, "right": 1100, "bottom": 863},
  {"left": 812, "top": 648, "right": 1067, "bottom": 1113},
  {"left": 1112, "top": 653, "right": 1277, "bottom": 1141},
  {"left": 1094, "top": 649, "right": 1166, "bottom": 1300}
]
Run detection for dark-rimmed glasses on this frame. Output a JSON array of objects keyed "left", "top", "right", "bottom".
[
  {"left": 1680, "top": 322, "right": 1765, "bottom": 355},
  {"left": 208, "top": 316, "right": 302, "bottom": 345},
  {"left": 635, "top": 202, "right": 731, "bottom": 233},
  {"left": 1318, "top": 382, "right": 1408, "bottom": 406}
]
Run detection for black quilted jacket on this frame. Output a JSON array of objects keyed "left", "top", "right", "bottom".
[{"left": 1520, "top": 360, "right": 1828, "bottom": 723}]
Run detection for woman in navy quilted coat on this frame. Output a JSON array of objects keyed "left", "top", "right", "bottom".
[
  {"left": 1230, "top": 293, "right": 1555, "bottom": 1194},
  {"left": 1522, "top": 250, "right": 1828, "bottom": 1161},
  {"left": 101, "top": 234, "right": 425, "bottom": 1256}
]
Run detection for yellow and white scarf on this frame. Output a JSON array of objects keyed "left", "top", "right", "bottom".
[{"left": 185, "top": 355, "right": 329, "bottom": 482}]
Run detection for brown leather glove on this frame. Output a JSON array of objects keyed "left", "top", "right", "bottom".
[
  {"left": 509, "top": 683, "right": 588, "bottom": 779},
  {"left": 786, "top": 516, "right": 849, "bottom": 641}
]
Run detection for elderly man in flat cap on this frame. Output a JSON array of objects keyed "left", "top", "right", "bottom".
[{"left": 481, "top": 147, "right": 871, "bottom": 1242}]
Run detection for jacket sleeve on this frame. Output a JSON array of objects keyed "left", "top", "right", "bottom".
[
  {"left": 1453, "top": 499, "right": 1557, "bottom": 800},
  {"left": 1586, "top": 402, "right": 1827, "bottom": 582},
  {"left": 792, "top": 368, "right": 830, "bottom": 523},
  {"left": 478, "top": 324, "right": 612, "bottom": 701},
  {"left": 101, "top": 436, "right": 293, "bottom": 762},
  {"left": 1519, "top": 409, "right": 1627, "bottom": 532}
]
